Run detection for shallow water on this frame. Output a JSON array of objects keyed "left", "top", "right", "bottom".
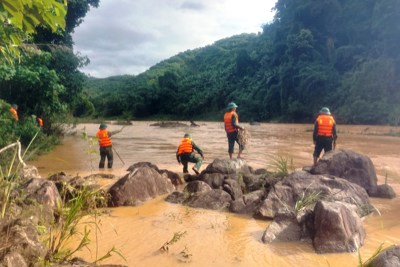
[{"left": 29, "top": 122, "right": 400, "bottom": 266}]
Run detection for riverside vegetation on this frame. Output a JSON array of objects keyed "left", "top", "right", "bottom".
[{"left": 0, "top": 137, "right": 126, "bottom": 266}]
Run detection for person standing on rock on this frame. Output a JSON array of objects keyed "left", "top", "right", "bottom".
[
  {"left": 96, "top": 123, "right": 123, "bottom": 169},
  {"left": 176, "top": 133, "right": 204, "bottom": 175},
  {"left": 224, "top": 102, "right": 245, "bottom": 159},
  {"left": 313, "top": 107, "right": 337, "bottom": 166}
]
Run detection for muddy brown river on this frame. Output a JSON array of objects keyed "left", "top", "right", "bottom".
[{"left": 29, "top": 122, "right": 400, "bottom": 267}]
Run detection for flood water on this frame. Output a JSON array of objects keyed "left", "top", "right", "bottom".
[{"left": 29, "top": 121, "right": 400, "bottom": 267}]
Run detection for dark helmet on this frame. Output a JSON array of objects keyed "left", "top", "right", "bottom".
[
  {"left": 226, "top": 102, "right": 238, "bottom": 110},
  {"left": 184, "top": 133, "right": 191, "bottom": 138},
  {"left": 99, "top": 123, "right": 107, "bottom": 129},
  {"left": 319, "top": 107, "right": 331, "bottom": 115}
]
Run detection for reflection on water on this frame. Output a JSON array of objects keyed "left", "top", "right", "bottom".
[{"left": 29, "top": 122, "right": 400, "bottom": 266}]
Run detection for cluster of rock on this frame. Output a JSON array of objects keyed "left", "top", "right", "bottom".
[
  {"left": 0, "top": 168, "right": 128, "bottom": 267},
  {"left": 1, "top": 148, "right": 399, "bottom": 266},
  {"left": 155, "top": 149, "right": 396, "bottom": 261},
  {"left": 105, "top": 149, "right": 397, "bottom": 256}
]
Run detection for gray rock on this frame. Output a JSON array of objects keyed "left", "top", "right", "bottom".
[
  {"left": 183, "top": 189, "right": 232, "bottom": 210},
  {"left": 373, "top": 184, "right": 397, "bottom": 199},
  {"left": 183, "top": 181, "right": 212, "bottom": 195},
  {"left": 23, "top": 178, "right": 61, "bottom": 208},
  {"left": 108, "top": 166, "right": 175, "bottom": 206},
  {"left": 223, "top": 179, "right": 243, "bottom": 200},
  {"left": 200, "top": 173, "right": 225, "bottom": 189},
  {"left": 311, "top": 149, "right": 378, "bottom": 196},
  {"left": 204, "top": 158, "right": 252, "bottom": 175},
  {"left": 313, "top": 201, "right": 365, "bottom": 253},
  {"left": 363, "top": 245, "right": 400, "bottom": 267},
  {"left": 19, "top": 165, "right": 41, "bottom": 181},
  {"left": 258, "top": 171, "right": 372, "bottom": 219},
  {"left": 126, "top": 162, "right": 160, "bottom": 172},
  {"left": 0, "top": 218, "right": 48, "bottom": 265},
  {"left": 262, "top": 214, "right": 302, "bottom": 243},
  {"left": 2, "top": 252, "right": 28, "bottom": 267}
]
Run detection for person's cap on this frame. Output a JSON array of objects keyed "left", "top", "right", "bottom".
[
  {"left": 12, "top": 104, "right": 18, "bottom": 109},
  {"left": 184, "top": 133, "right": 191, "bottom": 138},
  {"left": 226, "top": 102, "right": 238, "bottom": 109},
  {"left": 99, "top": 123, "right": 107, "bottom": 129},
  {"left": 319, "top": 107, "right": 331, "bottom": 115}
]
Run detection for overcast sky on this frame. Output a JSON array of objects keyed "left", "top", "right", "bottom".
[{"left": 72, "top": 0, "right": 277, "bottom": 78}]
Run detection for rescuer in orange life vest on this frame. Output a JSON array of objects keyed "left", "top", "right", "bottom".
[
  {"left": 37, "top": 116, "right": 43, "bottom": 128},
  {"left": 96, "top": 123, "right": 122, "bottom": 169},
  {"left": 224, "top": 102, "right": 245, "bottom": 159},
  {"left": 9, "top": 104, "right": 18, "bottom": 121},
  {"left": 176, "top": 133, "right": 204, "bottom": 175},
  {"left": 313, "top": 107, "right": 338, "bottom": 166}
]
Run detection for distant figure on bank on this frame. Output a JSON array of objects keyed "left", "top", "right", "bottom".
[
  {"left": 313, "top": 107, "right": 337, "bottom": 166},
  {"left": 9, "top": 104, "right": 18, "bottom": 121},
  {"left": 176, "top": 133, "right": 204, "bottom": 175},
  {"left": 37, "top": 116, "right": 43, "bottom": 128},
  {"left": 224, "top": 102, "right": 245, "bottom": 159},
  {"left": 96, "top": 123, "right": 123, "bottom": 169}
]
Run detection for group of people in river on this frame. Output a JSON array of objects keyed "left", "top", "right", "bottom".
[{"left": 96, "top": 102, "right": 338, "bottom": 176}]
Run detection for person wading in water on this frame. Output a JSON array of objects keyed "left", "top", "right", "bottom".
[{"left": 96, "top": 123, "right": 123, "bottom": 169}]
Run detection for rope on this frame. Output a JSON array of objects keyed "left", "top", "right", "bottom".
[{"left": 238, "top": 129, "right": 250, "bottom": 146}]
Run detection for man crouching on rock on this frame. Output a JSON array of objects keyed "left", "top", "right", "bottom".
[{"left": 176, "top": 133, "right": 204, "bottom": 175}]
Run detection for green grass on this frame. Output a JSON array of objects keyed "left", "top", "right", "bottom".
[
  {"left": 294, "top": 191, "right": 322, "bottom": 213},
  {"left": 357, "top": 243, "right": 396, "bottom": 267},
  {"left": 268, "top": 155, "right": 294, "bottom": 177}
]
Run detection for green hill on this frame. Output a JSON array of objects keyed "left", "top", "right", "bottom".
[{"left": 84, "top": 0, "right": 400, "bottom": 125}]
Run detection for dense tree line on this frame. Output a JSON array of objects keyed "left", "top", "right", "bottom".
[
  {"left": 86, "top": 0, "right": 400, "bottom": 125},
  {"left": 0, "top": 0, "right": 99, "bottom": 134},
  {"left": 0, "top": 0, "right": 99, "bottom": 149}
]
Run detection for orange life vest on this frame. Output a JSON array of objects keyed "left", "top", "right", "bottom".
[
  {"left": 316, "top": 114, "right": 335, "bottom": 136},
  {"left": 37, "top": 117, "right": 43, "bottom": 127},
  {"left": 224, "top": 111, "right": 239, "bottom": 133},
  {"left": 177, "top": 138, "right": 193, "bottom": 155},
  {"left": 96, "top": 129, "right": 112, "bottom": 147},
  {"left": 9, "top": 107, "right": 18, "bottom": 121}
]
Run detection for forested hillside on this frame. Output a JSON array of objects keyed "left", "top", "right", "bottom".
[
  {"left": 85, "top": 0, "right": 400, "bottom": 125},
  {"left": 0, "top": 0, "right": 99, "bottom": 147}
]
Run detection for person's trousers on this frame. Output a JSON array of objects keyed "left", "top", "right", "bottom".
[
  {"left": 180, "top": 153, "right": 202, "bottom": 173},
  {"left": 99, "top": 146, "right": 113, "bottom": 168}
]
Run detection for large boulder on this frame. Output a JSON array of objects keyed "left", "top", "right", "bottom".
[
  {"left": 313, "top": 201, "right": 365, "bottom": 253},
  {"left": 0, "top": 218, "right": 48, "bottom": 266},
  {"left": 126, "top": 161, "right": 160, "bottom": 172},
  {"left": 311, "top": 149, "right": 379, "bottom": 196},
  {"left": 258, "top": 171, "right": 372, "bottom": 219},
  {"left": 108, "top": 166, "right": 175, "bottom": 206},
  {"left": 23, "top": 178, "right": 61, "bottom": 208}
]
